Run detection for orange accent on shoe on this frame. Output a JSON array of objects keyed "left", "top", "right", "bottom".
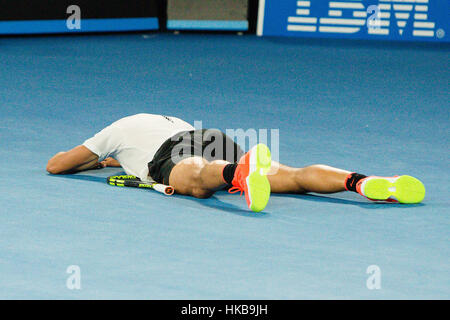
[
  {"left": 344, "top": 172, "right": 355, "bottom": 191},
  {"left": 227, "top": 144, "right": 271, "bottom": 212},
  {"left": 355, "top": 178, "right": 366, "bottom": 196},
  {"left": 228, "top": 186, "right": 243, "bottom": 196},
  {"left": 229, "top": 149, "right": 252, "bottom": 207}
]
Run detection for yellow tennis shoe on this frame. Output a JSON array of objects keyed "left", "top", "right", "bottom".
[
  {"left": 357, "top": 175, "right": 425, "bottom": 204},
  {"left": 229, "top": 144, "right": 272, "bottom": 212}
]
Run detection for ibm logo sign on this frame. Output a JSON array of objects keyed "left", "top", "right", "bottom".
[{"left": 287, "top": 0, "right": 444, "bottom": 38}]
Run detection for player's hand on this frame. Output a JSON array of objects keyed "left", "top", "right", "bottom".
[{"left": 99, "top": 157, "right": 121, "bottom": 168}]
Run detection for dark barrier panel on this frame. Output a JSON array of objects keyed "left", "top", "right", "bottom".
[
  {"left": 0, "top": 0, "right": 159, "bottom": 34},
  {"left": 167, "top": 0, "right": 248, "bottom": 31}
]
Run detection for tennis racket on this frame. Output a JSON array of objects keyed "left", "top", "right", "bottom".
[{"left": 107, "top": 175, "right": 174, "bottom": 196}]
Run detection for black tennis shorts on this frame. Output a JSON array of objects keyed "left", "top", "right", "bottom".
[{"left": 148, "top": 129, "right": 245, "bottom": 185}]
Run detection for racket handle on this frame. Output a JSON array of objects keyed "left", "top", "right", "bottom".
[{"left": 153, "top": 183, "right": 175, "bottom": 195}]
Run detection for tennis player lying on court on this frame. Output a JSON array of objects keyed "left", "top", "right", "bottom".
[{"left": 46, "top": 113, "right": 425, "bottom": 212}]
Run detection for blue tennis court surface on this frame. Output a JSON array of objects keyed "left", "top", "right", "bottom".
[{"left": 0, "top": 34, "right": 448, "bottom": 299}]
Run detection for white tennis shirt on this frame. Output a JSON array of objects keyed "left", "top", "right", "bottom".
[{"left": 83, "top": 113, "right": 194, "bottom": 181}]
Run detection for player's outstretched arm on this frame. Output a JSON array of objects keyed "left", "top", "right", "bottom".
[{"left": 46, "top": 145, "right": 100, "bottom": 174}]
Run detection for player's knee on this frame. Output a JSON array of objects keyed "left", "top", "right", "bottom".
[{"left": 185, "top": 157, "right": 209, "bottom": 185}]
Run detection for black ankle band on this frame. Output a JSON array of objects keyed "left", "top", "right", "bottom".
[
  {"left": 345, "top": 173, "right": 367, "bottom": 192},
  {"left": 222, "top": 163, "right": 237, "bottom": 185}
]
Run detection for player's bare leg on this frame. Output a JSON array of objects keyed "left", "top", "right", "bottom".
[
  {"left": 267, "top": 162, "right": 425, "bottom": 203},
  {"left": 267, "top": 162, "right": 350, "bottom": 194}
]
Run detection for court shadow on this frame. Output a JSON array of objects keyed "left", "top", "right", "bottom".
[
  {"left": 50, "top": 172, "right": 270, "bottom": 217},
  {"left": 48, "top": 169, "right": 126, "bottom": 184},
  {"left": 49, "top": 173, "right": 424, "bottom": 212},
  {"left": 173, "top": 193, "right": 271, "bottom": 218},
  {"left": 270, "top": 192, "right": 425, "bottom": 210},
  {"left": 50, "top": 173, "right": 106, "bottom": 184}
]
